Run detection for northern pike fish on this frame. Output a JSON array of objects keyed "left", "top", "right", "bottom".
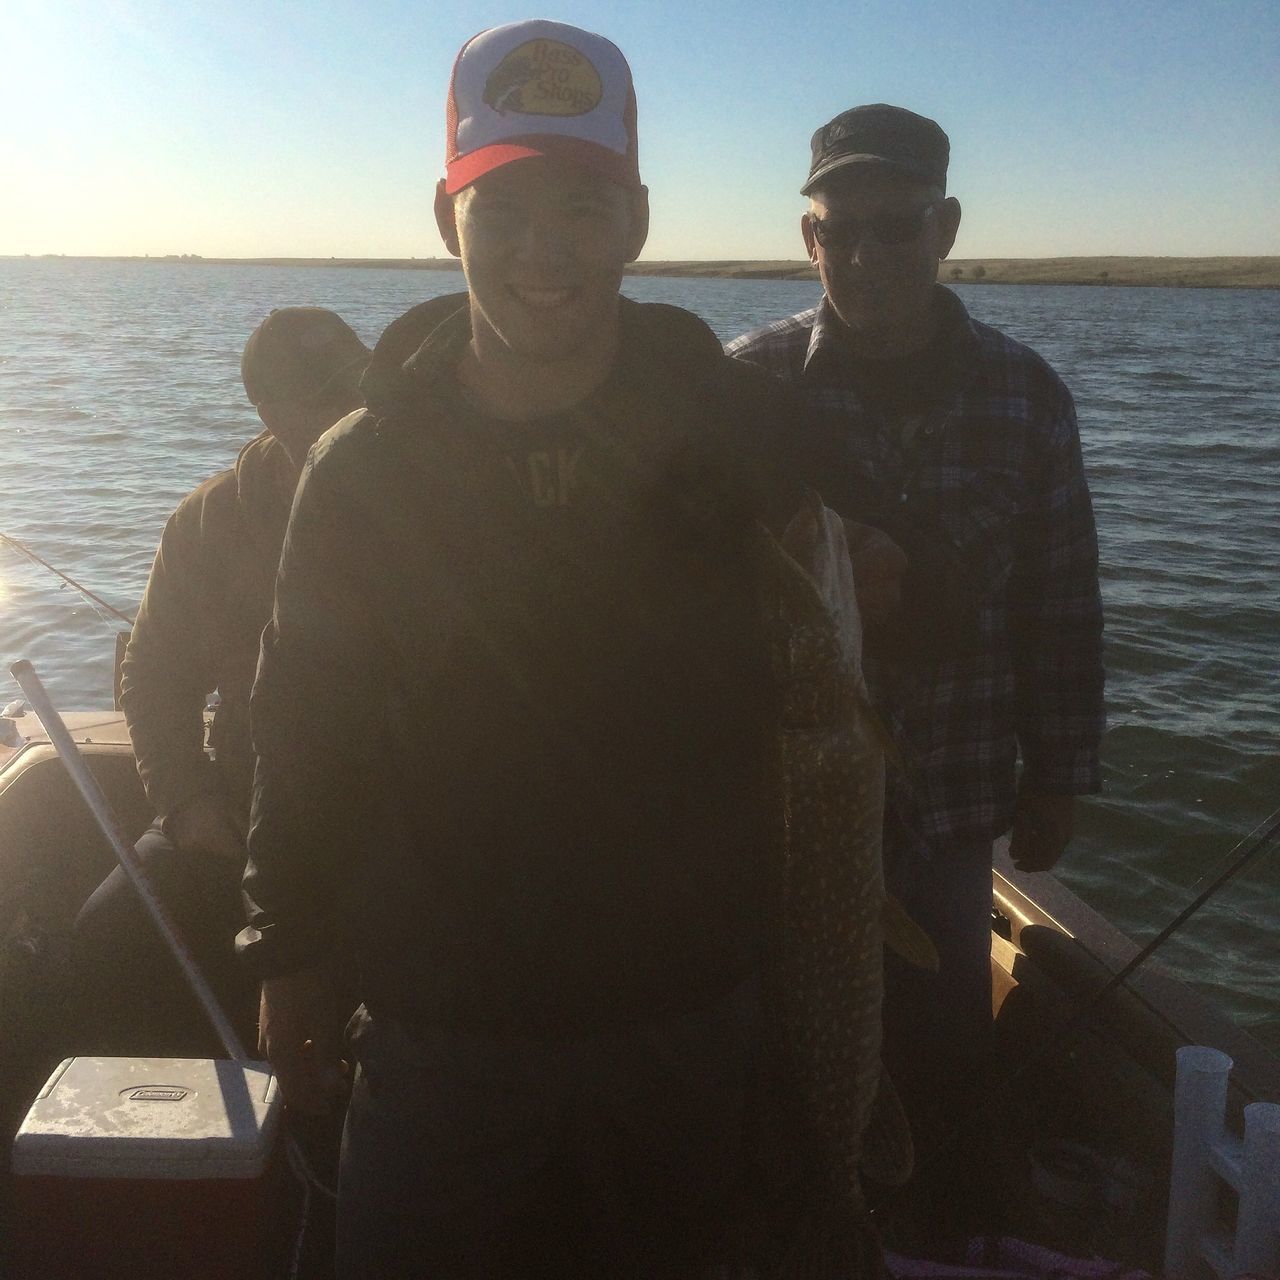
[{"left": 756, "top": 492, "right": 926, "bottom": 1276}]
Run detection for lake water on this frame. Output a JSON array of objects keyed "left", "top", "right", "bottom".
[{"left": 1, "top": 259, "right": 1277, "bottom": 1050}]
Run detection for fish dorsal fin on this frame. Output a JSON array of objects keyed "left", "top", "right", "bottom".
[
  {"left": 860, "top": 1067, "right": 914, "bottom": 1187},
  {"left": 883, "top": 894, "right": 940, "bottom": 972}
]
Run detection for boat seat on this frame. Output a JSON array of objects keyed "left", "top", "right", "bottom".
[{"left": 0, "top": 745, "right": 150, "bottom": 928}]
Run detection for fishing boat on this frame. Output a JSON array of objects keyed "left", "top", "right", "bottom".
[{"left": 1, "top": 701, "right": 1277, "bottom": 1278}]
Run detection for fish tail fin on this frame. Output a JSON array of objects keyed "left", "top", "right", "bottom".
[
  {"left": 775, "top": 1207, "right": 886, "bottom": 1279},
  {"left": 845, "top": 1217, "right": 888, "bottom": 1280},
  {"left": 860, "top": 1067, "right": 915, "bottom": 1188},
  {"left": 862, "top": 1220, "right": 890, "bottom": 1280},
  {"left": 882, "top": 894, "right": 941, "bottom": 972}
]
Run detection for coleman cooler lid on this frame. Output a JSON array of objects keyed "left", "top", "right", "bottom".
[{"left": 12, "top": 1057, "right": 282, "bottom": 1180}]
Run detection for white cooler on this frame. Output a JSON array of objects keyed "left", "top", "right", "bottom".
[{"left": 10, "top": 1056, "right": 294, "bottom": 1278}]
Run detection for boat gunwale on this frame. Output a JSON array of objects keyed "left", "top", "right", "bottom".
[
  {"left": 992, "top": 838, "right": 1279, "bottom": 1105},
  {"left": 4, "top": 720, "right": 1276, "bottom": 1103}
]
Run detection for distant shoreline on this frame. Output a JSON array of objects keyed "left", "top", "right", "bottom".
[{"left": 7, "top": 254, "right": 1279, "bottom": 289}]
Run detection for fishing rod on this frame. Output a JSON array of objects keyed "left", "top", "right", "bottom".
[
  {"left": 871, "top": 799, "right": 1280, "bottom": 1224},
  {"left": 10, "top": 659, "right": 246, "bottom": 1060},
  {"left": 9, "top": 658, "right": 338, "bottom": 1270},
  {"left": 0, "top": 531, "right": 135, "bottom": 626},
  {"left": 1063, "top": 803, "right": 1280, "bottom": 1014}
]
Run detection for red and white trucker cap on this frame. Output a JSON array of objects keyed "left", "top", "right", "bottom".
[{"left": 444, "top": 19, "right": 640, "bottom": 195}]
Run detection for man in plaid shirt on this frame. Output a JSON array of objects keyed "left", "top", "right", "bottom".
[{"left": 728, "top": 104, "right": 1105, "bottom": 1136}]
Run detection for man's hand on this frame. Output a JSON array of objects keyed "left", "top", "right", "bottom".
[
  {"left": 167, "top": 793, "right": 247, "bottom": 863},
  {"left": 1009, "top": 789, "right": 1076, "bottom": 872},
  {"left": 259, "top": 967, "right": 348, "bottom": 1116},
  {"left": 843, "top": 520, "right": 908, "bottom": 627}
]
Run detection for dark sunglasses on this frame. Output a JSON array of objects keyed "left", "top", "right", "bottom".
[{"left": 809, "top": 204, "right": 937, "bottom": 251}]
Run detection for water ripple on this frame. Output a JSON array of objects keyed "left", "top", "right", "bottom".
[{"left": 1, "top": 263, "right": 1276, "bottom": 1050}]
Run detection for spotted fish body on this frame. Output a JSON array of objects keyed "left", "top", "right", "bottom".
[{"left": 757, "top": 495, "right": 890, "bottom": 1272}]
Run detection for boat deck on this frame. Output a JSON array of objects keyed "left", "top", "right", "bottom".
[{"left": 1, "top": 728, "right": 1277, "bottom": 1274}]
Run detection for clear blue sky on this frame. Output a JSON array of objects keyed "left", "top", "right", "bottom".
[{"left": 3, "top": 0, "right": 1277, "bottom": 261}]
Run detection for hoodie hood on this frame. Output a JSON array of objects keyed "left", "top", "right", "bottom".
[
  {"left": 360, "top": 291, "right": 729, "bottom": 418},
  {"left": 361, "top": 292, "right": 471, "bottom": 415},
  {"left": 232, "top": 430, "right": 298, "bottom": 555}
]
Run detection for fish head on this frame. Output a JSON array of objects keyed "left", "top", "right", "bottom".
[{"left": 763, "top": 493, "right": 866, "bottom": 692}]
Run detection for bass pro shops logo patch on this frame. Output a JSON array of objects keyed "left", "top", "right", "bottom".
[{"left": 483, "top": 40, "right": 603, "bottom": 117}]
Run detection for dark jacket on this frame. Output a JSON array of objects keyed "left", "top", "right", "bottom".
[
  {"left": 241, "top": 297, "right": 843, "bottom": 1035},
  {"left": 120, "top": 432, "right": 297, "bottom": 825},
  {"left": 729, "top": 290, "right": 1103, "bottom": 842}
]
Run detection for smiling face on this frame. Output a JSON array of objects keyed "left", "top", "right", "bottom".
[
  {"left": 802, "top": 166, "right": 961, "bottom": 357},
  {"left": 436, "top": 158, "right": 648, "bottom": 395}
]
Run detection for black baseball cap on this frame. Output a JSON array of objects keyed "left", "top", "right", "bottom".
[
  {"left": 802, "top": 104, "right": 949, "bottom": 196},
  {"left": 241, "top": 307, "right": 371, "bottom": 407}
]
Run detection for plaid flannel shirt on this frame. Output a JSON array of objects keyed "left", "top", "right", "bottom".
[{"left": 727, "top": 288, "right": 1104, "bottom": 846}]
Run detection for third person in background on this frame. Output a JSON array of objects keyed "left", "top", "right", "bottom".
[
  {"left": 75, "top": 307, "right": 369, "bottom": 1057},
  {"left": 728, "top": 103, "right": 1105, "bottom": 1144}
]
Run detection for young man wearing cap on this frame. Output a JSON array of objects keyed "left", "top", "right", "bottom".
[
  {"left": 728, "top": 105, "right": 1105, "bottom": 1137},
  {"left": 73, "top": 307, "right": 369, "bottom": 1057},
  {"left": 241, "top": 21, "right": 912, "bottom": 1278}
]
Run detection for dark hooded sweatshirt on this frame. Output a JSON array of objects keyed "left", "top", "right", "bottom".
[
  {"left": 120, "top": 431, "right": 296, "bottom": 825},
  {"left": 240, "top": 296, "right": 909, "bottom": 1036}
]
